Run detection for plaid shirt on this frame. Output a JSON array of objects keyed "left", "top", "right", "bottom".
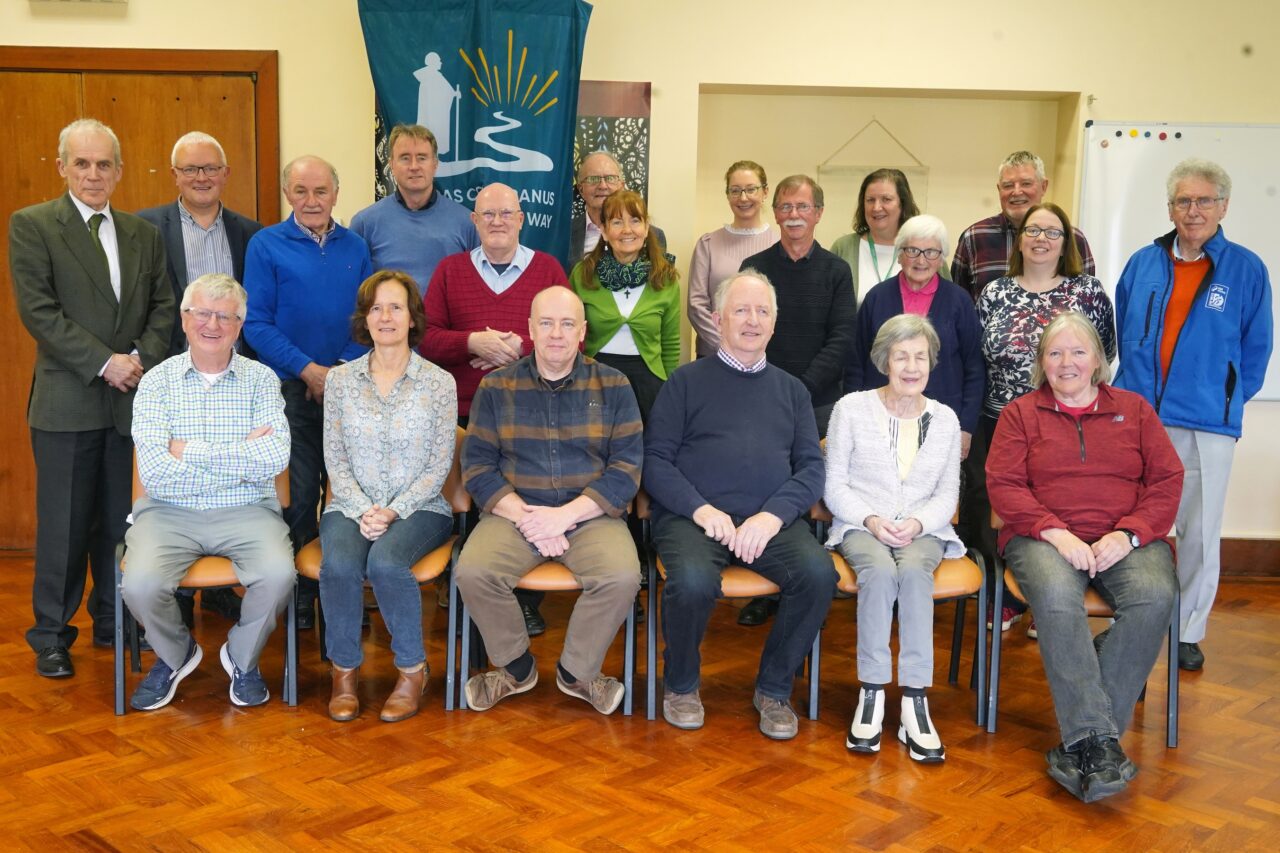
[
  {"left": 132, "top": 352, "right": 290, "bottom": 509},
  {"left": 463, "top": 354, "right": 642, "bottom": 516},
  {"left": 950, "top": 213, "right": 1095, "bottom": 301}
]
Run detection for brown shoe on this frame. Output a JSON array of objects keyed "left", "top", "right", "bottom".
[
  {"left": 380, "top": 665, "right": 427, "bottom": 722},
  {"left": 329, "top": 666, "right": 360, "bottom": 722}
]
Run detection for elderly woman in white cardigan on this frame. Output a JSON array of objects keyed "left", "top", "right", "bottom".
[{"left": 824, "top": 313, "right": 963, "bottom": 763}]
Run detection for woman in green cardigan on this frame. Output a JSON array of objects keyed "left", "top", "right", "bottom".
[{"left": 571, "top": 190, "right": 680, "bottom": 421}]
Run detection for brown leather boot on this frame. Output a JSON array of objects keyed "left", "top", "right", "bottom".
[
  {"left": 380, "top": 665, "right": 427, "bottom": 722},
  {"left": 328, "top": 666, "right": 359, "bottom": 721}
]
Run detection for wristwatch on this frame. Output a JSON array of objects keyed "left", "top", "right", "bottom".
[{"left": 1119, "top": 529, "right": 1141, "bottom": 548}]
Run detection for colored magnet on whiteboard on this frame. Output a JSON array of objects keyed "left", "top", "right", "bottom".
[
  {"left": 1101, "top": 140, "right": 1109, "bottom": 148},
  {"left": 1115, "top": 131, "right": 1123, "bottom": 137},
  {"left": 1129, "top": 129, "right": 1139, "bottom": 137},
  {"left": 1175, "top": 132, "right": 1182, "bottom": 138},
  {"left": 1159, "top": 132, "right": 1167, "bottom": 140},
  {"left": 1144, "top": 131, "right": 1151, "bottom": 137}
]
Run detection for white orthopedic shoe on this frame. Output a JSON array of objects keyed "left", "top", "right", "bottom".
[
  {"left": 898, "top": 693, "right": 945, "bottom": 763},
  {"left": 846, "top": 685, "right": 885, "bottom": 753}
]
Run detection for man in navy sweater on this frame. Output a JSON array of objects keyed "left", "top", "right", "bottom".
[{"left": 644, "top": 272, "right": 835, "bottom": 740}]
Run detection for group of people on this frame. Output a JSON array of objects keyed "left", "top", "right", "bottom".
[{"left": 9, "top": 116, "right": 1271, "bottom": 804}]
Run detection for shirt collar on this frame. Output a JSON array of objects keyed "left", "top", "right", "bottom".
[
  {"left": 525, "top": 352, "right": 585, "bottom": 387},
  {"left": 292, "top": 213, "right": 335, "bottom": 245},
  {"left": 717, "top": 347, "right": 767, "bottom": 373},
  {"left": 395, "top": 186, "right": 438, "bottom": 211},
  {"left": 69, "top": 192, "right": 112, "bottom": 224},
  {"left": 177, "top": 198, "right": 224, "bottom": 226},
  {"left": 181, "top": 350, "right": 241, "bottom": 378},
  {"left": 351, "top": 351, "right": 422, "bottom": 380},
  {"left": 473, "top": 243, "right": 533, "bottom": 274},
  {"left": 775, "top": 239, "right": 817, "bottom": 262},
  {"left": 898, "top": 271, "right": 940, "bottom": 297}
]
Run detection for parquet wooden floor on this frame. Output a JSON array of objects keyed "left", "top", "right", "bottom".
[{"left": 0, "top": 554, "right": 1276, "bottom": 851}]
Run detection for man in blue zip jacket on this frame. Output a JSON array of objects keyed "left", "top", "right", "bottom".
[{"left": 1113, "top": 158, "right": 1272, "bottom": 672}]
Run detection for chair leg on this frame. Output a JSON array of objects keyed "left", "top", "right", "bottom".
[
  {"left": 316, "top": 594, "right": 329, "bottom": 663},
  {"left": 445, "top": 571, "right": 459, "bottom": 711},
  {"left": 949, "top": 596, "right": 967, "bottom": 685},
  {"left": 127, "top": 605, "right": 142, "bottom": 673},
  {"left": 114, "top": 554, "right": 126, "bottom": 716},
  {"left": 623, "top": 591, "right": 635, "bottom": 717},
  {"left": 459, "top": 601, "right": 472, "bottom": 711},
  {"left": 807, "top": 629, "right": 821, "bottom": 721},
  {"left": 646, "top": 554, "right": 658, "bottom": 721},
  {"left": 986, "top": 566, "right": 1004, "bottom": 734},
  {"left": 284, "top": 591, "right": 298, "bottom": 707},
  {"left": 1168, "top": 584, "right": 1179, "bottom": 748},
  {"left": 975, "top": 569, "right": 988, "bottom": 729}
]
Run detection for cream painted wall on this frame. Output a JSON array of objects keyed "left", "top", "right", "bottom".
[{"left": 3, "top": 0, "right": 1277, "bottom": 536}]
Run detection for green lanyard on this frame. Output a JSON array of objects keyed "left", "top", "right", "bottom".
[{"left": 866, "top": 235, "right": 888, "bottom": 282}]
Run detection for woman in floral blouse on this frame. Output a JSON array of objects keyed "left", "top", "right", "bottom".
[{"left": 320, "top": 270, "right": 457, "bottom": 723}]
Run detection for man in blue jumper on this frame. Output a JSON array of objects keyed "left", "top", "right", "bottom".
[
  {"left": 644, "top": 271, "right": 835, "bottom": 740},
  {"left": 243, "top": 155, "right": 372, "bottom": 625}
]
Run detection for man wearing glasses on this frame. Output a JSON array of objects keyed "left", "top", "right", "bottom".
[
  {"left": 139, "top": 131, "right": 264, "bottom": 627},
  {"left": 951, "top": 151, "right": 1095, "bottom": 301},
  {"left": 1114, "top": 158, "right": 1272, "bottom": 673},
  {"left": 351, "top": 123, "right": 478, "bottom": 294},
  {"left": 569, "top": 150, "right": 666, "bottom": 269}
]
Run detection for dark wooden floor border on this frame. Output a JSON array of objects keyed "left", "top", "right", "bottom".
[{"left": 1221, "top": 538, "right": 1280, "bottom": 577}]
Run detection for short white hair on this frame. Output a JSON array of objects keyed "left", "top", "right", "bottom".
[
  {"left": 59, "top": 118, "right": 121, "bottom": 166},
  {"left": 181, "top": 273, "right": 248, "bottom": 320},
  {"left": 282, "top": 155, "right": 340, "bottom": 190},
  {"left": 576, "top": 150, "right": 621, "bottom": 181},
  {"left": 894, "top": 214, "right": 950, "bottom": 261},
  {"left": 713, "top": 269, "right": 778, "bottom": 316},
  {"left": 171, "top": 131, "right": 227, "bottom": 167},
  {"left": 1167, "top": 158, "right": 1231, "bottom": 203},
  {"left": 998, "top": 150, "right": 1045, "bottom": 183}
]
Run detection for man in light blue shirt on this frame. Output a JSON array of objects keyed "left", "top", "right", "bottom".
[{"left": 122, "top": 273, "right": 295, "bottom": 711}]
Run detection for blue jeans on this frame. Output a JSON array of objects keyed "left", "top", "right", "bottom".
[
  {"left": 318, "top": 509, "right": 453, "bottom": 670},
  {"left": 654, "top": 514, "right": 835, "bottom": 700},
  {"left": 1004, "top": 536, "right": 1176, "bottom": 747}
]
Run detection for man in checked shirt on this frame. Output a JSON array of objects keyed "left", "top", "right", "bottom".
[
  {"left": 121, "top": 273, "right": 295, "bottom": 711},
  {"left": 456, "top": 286, "right": 643, "bottom": 716}
]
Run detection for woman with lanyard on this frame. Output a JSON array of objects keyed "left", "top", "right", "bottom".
[
  {"left": 571, "top": 190, "right": 680, "bottom": 421},
  {"left": 831, "top": 169, "right": 922, "bottom": 306}
]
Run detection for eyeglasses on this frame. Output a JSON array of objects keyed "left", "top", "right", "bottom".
[
  {"left": 183, "top": 307, "right": 240, "bottom": 324},
  {"left": 176, "top": 165, "right": 225, "bottom": 178},
  {"left": 900, "top": 246, "right": 943, "bottom": 260},
  {"left": 1021, "top": 226, "right": 1065, "bottom": 240},
  {"left": 775, "top": 203, "right": 817, "bottom": 214},
  {"left": 581, "top": 175, "right": 622, "bottom": 186},
  {"left": 1171, "top": 196, "right": 1224, "bottom": 212},
  {"left": 727, "top": 185, "right": 763, "bottom": 198},
  {"left": 478, "top": 209, "right": 521, "bottom": 222}
]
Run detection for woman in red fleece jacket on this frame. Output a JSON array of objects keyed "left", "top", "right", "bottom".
[{"left": 987, "top": 311, "right": 1183, "bottom": 805}]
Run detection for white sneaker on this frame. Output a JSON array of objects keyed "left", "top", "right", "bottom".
[
  {"left": 898, "top": 694, "right": 945, "bottom": 763},
  {"left": 846, "top": 685, "right": 885, "bottom": 753}
]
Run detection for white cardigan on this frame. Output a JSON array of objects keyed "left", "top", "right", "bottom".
[{"left": 823, "top": 390, "right": 965, "bottom": 557}]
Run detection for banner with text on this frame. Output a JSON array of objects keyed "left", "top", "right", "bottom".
[{"left": 358, "top": 0, "right": 592, "bottom": 266}]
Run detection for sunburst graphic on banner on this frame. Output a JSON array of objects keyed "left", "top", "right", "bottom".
[{"left": 458, "top": 29, "right": 560, "bottom": 117}]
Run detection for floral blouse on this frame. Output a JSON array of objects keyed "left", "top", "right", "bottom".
[
  {"left": 323, "top": 352, "right": 458, "bottom": 521},
  {"left": 976, "top": 274, "right": 1116, "bottom": 418}
]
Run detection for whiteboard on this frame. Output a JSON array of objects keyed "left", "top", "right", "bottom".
[{"left": 1078, "top": 121, "right": 1280, "bottom": 401}]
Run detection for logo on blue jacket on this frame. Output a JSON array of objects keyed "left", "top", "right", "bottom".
[{"left": 1206, "top": 283, "right": 1229, "bottom": 312}]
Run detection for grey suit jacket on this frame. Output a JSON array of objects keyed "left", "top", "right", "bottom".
[
  {"left": 137, "top": 200, "right": 263, "bottom": 356},
  {"left": 9, "top": 193, "right": 174, "bottom": 434}
]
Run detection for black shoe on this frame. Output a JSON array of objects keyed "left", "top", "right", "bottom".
[
  {"left": 296, "top": 592, "right": 316, "bottom": 631},
  {"left": 737, "top": 596, "right": 778, "bottom": 627},
  {"left": 1046, "top": 742, "right": 1086, "bottom": 800},
  {"left": 36, "top": 646, "right": 73, "bottom": 678},
  {"left": 177, "top": 593, "right": 195, "bottom": 630},
  {"left": 1178, "top": 641, "right": 1204, "bottom": 671},
  {"left": 522, "top": 602, "right": 546, "bottom": 637},
  {"left": 1080, "top": 735, "right": 1137, "bottom": 803},
  {"left": 201, "top": 587, "right": 243, "bottom": 621}
]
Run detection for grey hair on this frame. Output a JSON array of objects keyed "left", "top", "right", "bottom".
[
  {"left": 894, "top": 214, "right": 950, "bottom": 261},
  {"left": 1031, "top": 311, "right": 1112, "bottom": 388},
  {"left": 1166, "top": 158, "right": 1232, "bottom": 203},
  {"left": 714, "top": 269, "right": 778, "bottom": 316},
  {"left": 998, "top": 150, "right": 1045, "bottom": 183},
  {"left": 576, "top": 149, "right": 621, "bottom": 181},
  {"left": 181, "top": 272, "right": 248, "bottom": 320},
  {"left": 771, "top": 174, "right": 824, "bottom": 210},
  {"left": 59, "top": 118, "right": 121, "bottom": 166},
  {"left": 171, "top": 131, "right": 227, "bottom": 167},
  {"left": 870, "top": 314, "right": 941, "bottom": 375},
  {"left": 282, "top": 155, "right": 340, "bottom": 190}
]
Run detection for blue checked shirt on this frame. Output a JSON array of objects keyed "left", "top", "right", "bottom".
[{"left": 132, "top": 352, "right": 291, "bottom": 509}]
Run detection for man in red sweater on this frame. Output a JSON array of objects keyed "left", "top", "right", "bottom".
[{"left": 422, "top": 182, "right": 568, "bottom": 634}]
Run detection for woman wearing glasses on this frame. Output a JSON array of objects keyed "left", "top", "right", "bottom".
[
  {"left": 830, "top": 169, "right": 921, "bottom": 307},
  {"left": 976, "top": 202, "right": 1116, "bottom": 637},
  {"left": 571, "top": 190, "right": 680, "bottom": 420},
  {"left": 845, "top": 215, "right": 984, "bottom": 465},
  {"left": 687, "top": 160, "right": 780, "bottom": 358},
  {"left": 320, "top": 270, "right": 457, "bottom": 723}
]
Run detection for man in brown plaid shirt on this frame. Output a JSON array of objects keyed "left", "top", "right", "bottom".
[{"left": 456, "top": 286, "right": 643, "bottom": 716}]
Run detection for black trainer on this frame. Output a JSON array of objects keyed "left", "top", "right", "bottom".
[
  {"left": 1080, "top": 735, "right": 1137, "bottom": 803},
  {"left": 1046, "top": 741, "right": 1086, "bottom": 800}
]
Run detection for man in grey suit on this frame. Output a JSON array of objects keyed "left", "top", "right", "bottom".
[
  {"left": 137, "top": 131, "right": 262, "bottom": 626},
  {"left": 138, "top": 131, "right": 262, "bottom": 358},
  {"left": 9, "top": 118, "right": 174, "bottom": 678}
]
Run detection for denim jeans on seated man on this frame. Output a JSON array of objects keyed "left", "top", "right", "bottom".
[{"left": 1004, "top": 536, "right": 1176, "bottom": 747}]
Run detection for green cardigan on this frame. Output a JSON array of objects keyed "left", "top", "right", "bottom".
[{"left": 570, "top": 261, "right": 681, "bottom": 381}]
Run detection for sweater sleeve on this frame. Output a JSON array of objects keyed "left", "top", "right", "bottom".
[
  {"left": 985, "top": 401, "right": 1068, "bottom": 546},
  {"left": 686, "top": 235, "right": 719, "bottom": 351},
  {"left": 801, "top": 259, "right": 856, "bottom": 395},
  {"left": 641, "top": 372, "right": 710, "bottom": 519},
  {"left": 660, "top": 281, "right": 682, "bottom": 377},
  {"left": 822, "top": 395, "right": 877, "bottom": 530},
  {"left": 955, "top": 294, "right": 986, "bottom": 432},
  {"left": 759, "top": 383, "right": 825, "bottom": 525},
  {"left": 910, "top": 409, "right": 962, "bottom": 535},
  {"left": 339, "top": 247, "right": 375, "bottom": 363},
  {"left": 420, "top": 260, "right": 474, "bottom": 367},
  {"left": 1112, "top": 398, "right": 1183, "bottom": 544},
  {"left": 243, "top": 233, "right": 312, "bottom": 379},
  {"left": 843, "top": 296, "right": 876, "bottom": 393}
]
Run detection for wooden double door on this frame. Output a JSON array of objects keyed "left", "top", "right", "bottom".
[{"left": 0, "top": 47, "right": 280, "bottom": 549}]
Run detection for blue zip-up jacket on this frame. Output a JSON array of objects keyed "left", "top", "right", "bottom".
[
  {"left": 1113, "top": 227, "right": 1272, "bottom": 438},
  {"left": 243, "top": 215, "right": 373, "bottom": 380}
]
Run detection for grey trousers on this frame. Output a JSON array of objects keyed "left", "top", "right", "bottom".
[
  {"left": 1166, "top": 427, "right": 1235, "bottom": 644},
  {"left": 121, "top": 498, "right": 296, "bottom": 671},
  {"left": 838, "top": 530, "right": 944, "bottom": 688},
  {"left": 455, "top": 513, "right": 640, "bottom": 682}
]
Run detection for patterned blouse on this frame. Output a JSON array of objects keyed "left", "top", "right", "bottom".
[
  {"left": 323, "top": 352, "right": 458, "bottom": 521},
  {"left": 976, "top": 274, "right": 1116, "bottom": 418}
]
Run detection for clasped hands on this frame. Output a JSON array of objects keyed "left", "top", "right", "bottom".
[
  {"left": 864, "top": 515, "right": 924, "bottom": 549},
  {"left": 468, "top": 328, "right": 523, "bottom": 371},
  {"left": 493, "top": 493, "right": 577, "bottom": 557},
  {"left": 103, "top": 353, "right": 144, "bottom": 392},
  {"left": 359, "top": 505, "right": 399, "bottom": 541},
  {"left": 1041, "top": 528, "right": 1134, "bottom": 578},
  {"left": 691, "top": 505, "right": 783, "bottom": 565}
]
